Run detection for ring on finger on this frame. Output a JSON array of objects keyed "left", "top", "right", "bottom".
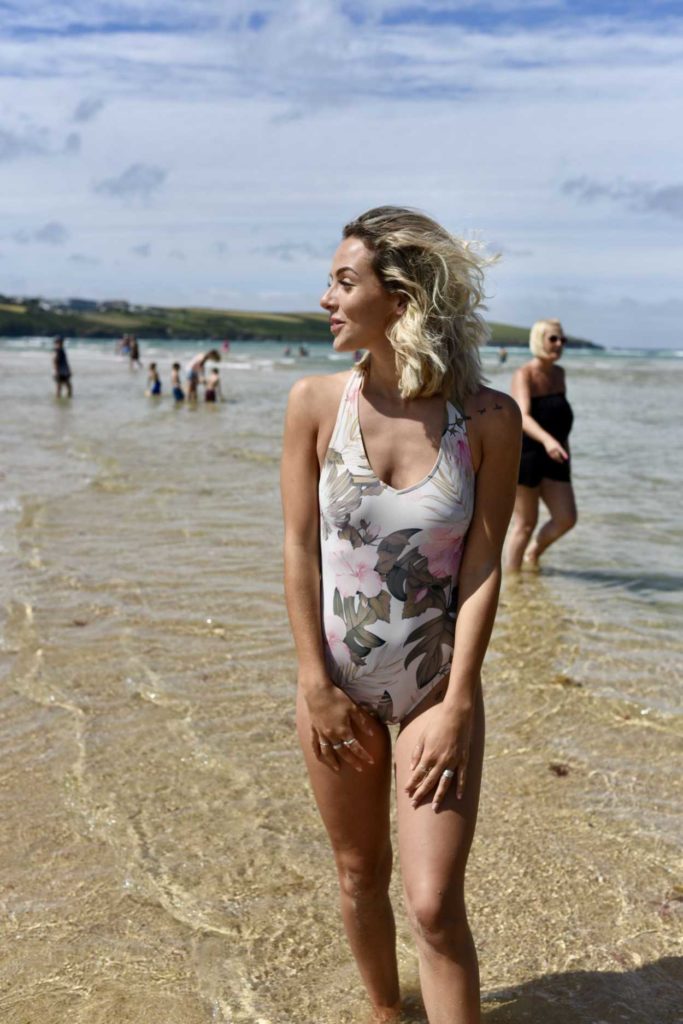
[
  {"left": 419, "top": 764, "right": 431, "bottom": 776},
  {"left": 441, "top": 768, "right": 455, "bottom": 779},
  {"left": 343, "top": 738, "right": 358, "bottom": 747},
  {"left": 332, "top": 742, "right": 344, "bottom": 750},
  {"left": 319, "top": 741, "right": 330, "bottom": 749}
]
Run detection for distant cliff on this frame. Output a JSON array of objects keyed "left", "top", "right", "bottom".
[{"left": 0, "top": 296, "right": 601, "bottom": 348}]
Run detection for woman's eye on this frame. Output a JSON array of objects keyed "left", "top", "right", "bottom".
[{"left": 340, "top": 280, "right": 353, "bottom": 289}]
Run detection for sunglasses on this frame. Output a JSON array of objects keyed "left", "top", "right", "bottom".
[{"left": 548, "top": 335, "right": 566, "bottom": 343}]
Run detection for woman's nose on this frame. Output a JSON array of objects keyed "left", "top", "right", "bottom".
[{"left": 320, "top": 287, "right": 334, "bottom": 310}]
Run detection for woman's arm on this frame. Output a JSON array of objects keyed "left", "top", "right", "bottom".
[
  {"left": 281, "top": 376, "right": 374, "bottom": 770},
  {"left": 281, "top": 376, "right": 329, "bottom": 681},
  {"left": 406, "top": 390, "right": 522, "bottom": 808}
]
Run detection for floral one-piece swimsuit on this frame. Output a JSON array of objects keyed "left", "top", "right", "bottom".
[{"left": 319, "top": 369, "right": 475, "bottom": 724}]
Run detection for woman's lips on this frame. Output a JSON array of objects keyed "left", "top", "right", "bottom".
[{"left": 330, "top": 320, "right": 345, "bottom": 334}]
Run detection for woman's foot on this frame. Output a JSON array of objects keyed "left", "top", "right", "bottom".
[
  {"left": 368, "top": 1001, "right": 402, "bottom": 1022},
  {"left": 523, "top": 543, "right": 540, "bottom": 569}
]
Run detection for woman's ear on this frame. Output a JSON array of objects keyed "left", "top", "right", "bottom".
[{"left": 395, "top": 292, "right": 409, "bottom": 316}]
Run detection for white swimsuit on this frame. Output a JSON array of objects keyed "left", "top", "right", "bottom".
[{"left": 319, "top": 370, "right": 475, "bottom": 724}]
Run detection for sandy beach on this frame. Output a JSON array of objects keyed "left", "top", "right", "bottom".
[{"left": 0, "top": 340, "right": 681, "bottom": 1023}]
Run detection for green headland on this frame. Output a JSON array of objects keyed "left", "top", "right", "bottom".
[{"left": 0, "top": 295, "right": 601, "bottom": 348}]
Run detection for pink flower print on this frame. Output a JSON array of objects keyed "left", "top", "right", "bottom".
[
  {"left": 457, "top": 437, "right": 472, "bottom": 466},
  {"left": 325, "top": 613, "right": 352, "bottom": 666},
  {"left": 419, "top": 526, "right": 465, "bottom": 579},
  {"left": 329, "top": 542, "right": 383, "bottom": 599}
]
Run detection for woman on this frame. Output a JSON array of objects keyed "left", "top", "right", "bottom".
[
  {"left": 505, "top": 319, "right": 577, "bottom": 571},
  {"left": 281, "top": 207, "right": 521, "bottom": 1023},
  {"left": 185, "top": 348, "right": 220, "bottom": 402}
]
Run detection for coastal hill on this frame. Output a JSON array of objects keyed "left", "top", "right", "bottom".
[{"left": 0, "top": 295, "right": 601, "bottom": 348}]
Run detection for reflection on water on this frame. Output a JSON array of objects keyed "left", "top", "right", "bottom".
[{"left": 0, "top": 342, "right": 681, "bottom": 1023}]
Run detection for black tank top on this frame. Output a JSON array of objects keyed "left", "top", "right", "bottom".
[{"left": 522, "top": 393, "right": 573, "bottom": 451}]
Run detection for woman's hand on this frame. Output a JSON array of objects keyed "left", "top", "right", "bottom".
[
  {"left": 405, "top": 703, "right": 474, "bottom": 811},
  {"left": 543, "top": 437, "right": 569, "bottom": 463},
  {"left": 302, "top": 679, "right": 376, "bottom": 773}
]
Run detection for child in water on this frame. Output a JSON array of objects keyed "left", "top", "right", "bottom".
[
  {"left": 204, "top": 366, "right": 222, "bottom": 402},
  {"left": 146, "top": 362, "right": 161, "bottom": 396},
  {"left": 171, "top": 363, "right": 185, "bottom": 402}
]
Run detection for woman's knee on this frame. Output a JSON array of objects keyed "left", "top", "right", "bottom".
[
  {"left": 554, "top": 507, "right": 578, "bottom": 535},
  {"left": 512, "top": 512, "right": 537, "bottom": 539},
  {"left": 405, "top": 888, "right": 469, "bottom": 954},
  {"left": 335, "top": 845, "right": 393, "bottom": 904}
]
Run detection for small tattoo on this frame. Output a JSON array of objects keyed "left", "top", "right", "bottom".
[
  {"left": 478, "top": 407, "right": 486, "bottom": 415},
  {"left": 494, "top": 402, "right": 503, "bottom": 410}
]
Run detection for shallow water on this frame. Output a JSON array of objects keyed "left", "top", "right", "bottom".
[{"left": 0, "top": 339, "right": 681, "bottom": 1022}]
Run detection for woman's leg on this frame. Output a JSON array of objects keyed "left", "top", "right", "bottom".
[
  {"left": 525, "top": 479, "right": 577, "bottom": 565},
  {"left": 296, "top": 689, "right": 400, "bottom": 1016},
  {"left": 504, "top": 485, "right": 539, "bottom": 571},
  {"left": 395, "top": 685, "right": 485, "bottom": 1024}
]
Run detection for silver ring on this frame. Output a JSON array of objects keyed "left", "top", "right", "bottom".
[
  {"left": 343, "top": 738, "right": 358, "bottom": 746},
  {"left": 419, "top": 764, "right": 431, "bottom": 776},
  {"left": 319, "top": 741, "right": 330, "bottom": 749},
  {"left": 441, "top": 769, "right": 455, "bottom": 779},
  {"left": 332, "top": 742, "right": 344, "bottom": 750}
]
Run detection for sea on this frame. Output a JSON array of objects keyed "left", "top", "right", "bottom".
[{"left": 0, "top": 337, "right": 681, "bottom": 1023}]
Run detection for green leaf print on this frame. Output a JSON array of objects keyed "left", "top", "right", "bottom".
[
  {"left": 339, "top": 524, "right": 364, "bottom": 549},
  {"left": 345, "top": 625, "right": 386, "bottom": 660},
  {"left": 375, "top": 529, "right": 420, "bottom": 575},
  {"left": 333, "top": 588, "right": 343, "bottom": 618},
  {"left": 404, "top": 611, "right": 455, "bottom": 689},
  {"left": 367, "top": 590, "right": 391, "bottom": 622}
]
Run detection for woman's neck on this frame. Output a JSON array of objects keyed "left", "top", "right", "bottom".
[{"left": 363, "top": 350, "right": 404, "bottom": 402}]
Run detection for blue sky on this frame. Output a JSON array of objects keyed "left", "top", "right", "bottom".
[{"left": 1, "top": 0, "right": 681, "bottom": 347}]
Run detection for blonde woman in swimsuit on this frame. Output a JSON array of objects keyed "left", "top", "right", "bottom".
[{"left": 281, "top": 207, "right": 521, "bottom": 1023}]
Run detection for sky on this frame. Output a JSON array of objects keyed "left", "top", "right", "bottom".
[{"left": 1, "top": 1, "right": 682, "bottom": 348}]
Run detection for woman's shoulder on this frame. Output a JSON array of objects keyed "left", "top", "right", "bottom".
[
  {"left": 463, "top": 386, "right": 521, "bottom": 454},
  {"left": 286, "top": 370, "right": 354, "bottom": 423}
]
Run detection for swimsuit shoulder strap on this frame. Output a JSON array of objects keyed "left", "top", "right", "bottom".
[{"left": 327, "top": 371, "right": 361, "bottom": 453}]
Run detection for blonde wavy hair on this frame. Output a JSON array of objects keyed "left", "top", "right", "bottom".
[
  {"left": 342, "top": 206, "right": 491, "bottom": 408},
  {"left": 529, "top": 319, "right": 563, "bottom": 358}
]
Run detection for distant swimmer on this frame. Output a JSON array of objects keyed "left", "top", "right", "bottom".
[
  {"left": 298, "top": 344, "right": 309, "bottom": 357},
  {"left": 498, "top": 346, "right": 508, "bottom": 365},
  {"left": 52, "top": 336, "right": 72, "bottom": 398},
  {"left": 505, "top": 318, "right": 577, "bottom": 571},
  {"left": 222, "top": 339, "right": 231, "bottom": 352},
  {"left": 146, "top": 362, "right": 161, "bottom": 396},
  {"left": 129, "top": 335, "right": 142, "bottom": 369},
  {"left": 283, "top": 346, "right": 292, "bottom": 357},
  {"left": 204, "top": 366, "right": 222, "bottom": 402},
  {"left": 171, "top": 362, "right": 185, "bottom": 402},
  {"left": 185, "top": 349, "right": 221, "bottom": 403}
]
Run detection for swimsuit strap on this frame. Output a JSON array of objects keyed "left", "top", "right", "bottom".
[{"left": 328, "top": 371, "right": 361, "bottom": 453}]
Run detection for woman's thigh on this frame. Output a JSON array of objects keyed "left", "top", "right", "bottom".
[
  {"left": 296, "top": 688, "right": 394, "bottom": 862},
  {"left": 394, "top": 685, "right": 485, "bottom": 906}
]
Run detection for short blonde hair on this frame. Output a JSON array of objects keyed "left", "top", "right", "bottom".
[
  {"left": 529, "top": 319, "right": 563, "bottom": 358},
  {"left": 342, "top": 206, "right": 490, "bottom": 409}
]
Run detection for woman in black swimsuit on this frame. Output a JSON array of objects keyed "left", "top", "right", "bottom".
[{"left": 505, "top": 318, "right": 577, "bottom": 570}]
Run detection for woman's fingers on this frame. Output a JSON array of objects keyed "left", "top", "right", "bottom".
[
  {"left": 316, "top": 727, "right": 375, "bottom": 772},
  {"left": 409, "top": 737, "right": 424, "bottom": 773},
  {"left": 431, "top": 769, "right": 454, "bottom": 811},
  {"left": 456, "top": 759, "right": 468, "bottom": 800},
  {"left": 410, "top": 760, "right": 468, "bottom": 809}
]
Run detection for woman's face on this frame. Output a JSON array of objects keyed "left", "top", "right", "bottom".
[
  {"left": 320, "top": 236, "right": 403, "bottom": 353},
  {"left": 541, "top": 325, "right": 566, "bottom": 362}
]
